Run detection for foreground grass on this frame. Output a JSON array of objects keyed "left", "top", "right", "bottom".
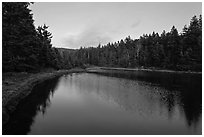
[{"left": 2, "top": 68, "right": 85, "bottom": 125}]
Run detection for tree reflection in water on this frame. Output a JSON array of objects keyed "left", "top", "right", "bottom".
[
  {"left": 3, "top": 77, "right": 60, "bottom": 135},
  {"left": 3, "top": 71, "right": 201, "bottom": 135},
  {"left": 87, "top": 70, "right": 202, "bottom": 132}
]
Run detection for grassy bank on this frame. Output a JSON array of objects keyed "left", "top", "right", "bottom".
[{"left": 2, "top": 68, "right": 85, "bottom": 125}]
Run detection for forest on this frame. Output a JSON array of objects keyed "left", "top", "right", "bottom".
[
  {"left": 3, "top": 2, "right": 71, "bottom": 72},
  {"left": 74, "top": 16, "right": 202, "bottom": 71},
  {"left": 2, "top": 2, "right": 202, "bottom": 72}
]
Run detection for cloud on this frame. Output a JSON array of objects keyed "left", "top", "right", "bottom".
[
  {"left": 62, "top": 24, "right": 113, "bottom": 49},
  {"left": 61, "top": 19, "right": 141, "bottom": 49}
]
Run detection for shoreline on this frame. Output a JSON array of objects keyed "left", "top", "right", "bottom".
[
  {"left": 2, "top": 67, "right": 201, "bottom": 125},
  {"left": 2, "top": 68, "right": 86, "bottom": 125},
  {"left": 86, "top": 67, "right": 202, "bottom": 74}
]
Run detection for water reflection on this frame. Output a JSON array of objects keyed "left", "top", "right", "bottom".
[
  {"left": 3, "top": 72, "right": 202, "bottom": 135},
  {"left": 3, "top": 77, "right": 60, "bottom": 135},
  {"left": 88, "top": 71, "right": 202, "bottom": 131},
  {"left": 64, "top": 73, "right": 201, "bottom": 134}
]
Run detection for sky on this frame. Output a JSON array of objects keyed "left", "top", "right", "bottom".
[{"left": 29, "top": 2, "right": 202, "bottom": 49}]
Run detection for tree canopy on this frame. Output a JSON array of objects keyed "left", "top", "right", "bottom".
[
  {"left": 2, "top": 2, "right": 71, "bottom": 72},
  {"left": 73, "top": 15, "right": 202, "bottom": 71}
]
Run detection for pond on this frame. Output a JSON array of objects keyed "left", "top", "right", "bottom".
[{"left": 3, "top": 71, "right": 202, "bottom": 135}]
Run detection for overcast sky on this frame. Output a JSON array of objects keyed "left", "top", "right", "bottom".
[{"left": 29, "top": 2, "right": 201, "bottom": 49}]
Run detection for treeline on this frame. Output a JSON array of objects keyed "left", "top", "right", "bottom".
[
  {"left": 74, "top": 15, "right": 202, "bottom": 71},
  {"left": 2, "top": 2, "right": 71, "bottom": 72},
  {"left": 2, "top": 2, "right": 202, "bottom": 72}
]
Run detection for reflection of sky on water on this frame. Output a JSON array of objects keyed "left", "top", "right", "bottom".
[
  {"left": 41, "top": 73, "right": 201, "bottom": 134},
  {"left": 3, "top": 72, "right": 201, "bottom": 135}
]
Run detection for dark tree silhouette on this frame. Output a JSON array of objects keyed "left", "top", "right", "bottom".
[
  {"left": 2, "top": 2, "right": 73, "bottom": 72},
  {"left": 73, "top": 15, "right": 202, "bottom": 72}
]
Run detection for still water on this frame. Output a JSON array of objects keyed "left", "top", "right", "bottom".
[{"left": 3, "top": 71, "right": 202, "bottom": 135}]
